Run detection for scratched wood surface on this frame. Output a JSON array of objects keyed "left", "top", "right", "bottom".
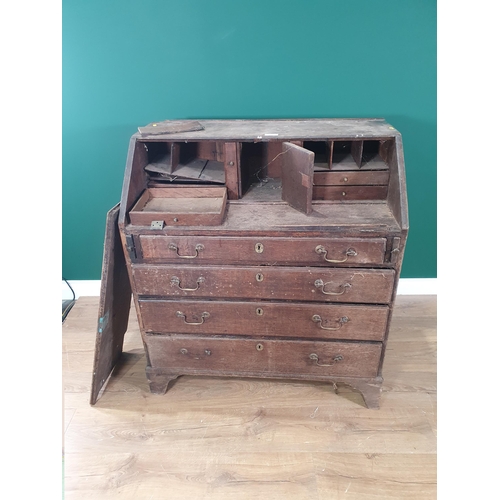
[{"left": 63, "top": 295, "right": 436, "bottom": 500}]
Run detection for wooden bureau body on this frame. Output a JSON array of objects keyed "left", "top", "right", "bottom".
[{"left": 91, "top": 119, "right": 408, "bottom": 408}]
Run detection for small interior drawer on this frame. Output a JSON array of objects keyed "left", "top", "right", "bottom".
[
  {"left": 145, "top": 335, "right": 382, "bottom": 378},
  {"left": 313, "top": 185, "right": 388, "bottom": 201},
  {"left": 129, "top": 186, "right": 227, "bottom": 227},
  {"left": 314, "top": 171, "right": 390, "bottom": 186}
]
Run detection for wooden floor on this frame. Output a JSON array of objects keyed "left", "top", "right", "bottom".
[{"left": 63, "top": 295, "right": 436, "bottom": 500}]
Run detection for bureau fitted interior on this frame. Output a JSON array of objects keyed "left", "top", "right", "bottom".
[
  {"left": 142, "top": 138, "right": 394, "bottom": 200},
  {"left": 91, "top": 119, "right": 408, "bottom": 409}
]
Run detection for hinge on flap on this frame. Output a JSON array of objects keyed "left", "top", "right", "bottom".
[
  {"left": 125, "top": 234, "right": 137, "bottom": 261},
  {"left": 150, "top": 220, "right": 165, "bottom": 229}
]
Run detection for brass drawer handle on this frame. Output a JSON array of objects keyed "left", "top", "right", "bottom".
[
  {"left": 168, "top": 243, "right": 204, "bottom": 259},
  {"left": 170, "top": 276, "right": 205, "bottom": 291},
  {"left": 314, "top": 279, "right": 352, "bottom": 295},
  {"left": 180, "top": 348, "right": 211, "bottom": 356},
  {"left": 315, "top": 245, "right": 357, "bottom": 263},
  {"left": 309, "top": 353, "right": 344, "bottom": 366},
  {"left": 176, "top": 311, "right": 210, "bottom": 325},
  {"left": 312, "top": 315, "right": 349, "bottom": 330}
]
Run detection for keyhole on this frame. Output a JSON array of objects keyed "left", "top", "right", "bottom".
[
  {"left": 256, "top": 343, "right": 264, "bottom": 351},
  {"left": 255, "top": 243, "right": 264, "bottom": 253},
  {"left": 256, "top": 273, "right": 264, "bottom": 282},
  {"left": 256, "top": 307, "right": 264, "bottom": 316}
]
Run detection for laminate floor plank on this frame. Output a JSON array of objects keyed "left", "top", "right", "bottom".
[{"left": 63, "top": 295, "right": 437, "bottom": 499}]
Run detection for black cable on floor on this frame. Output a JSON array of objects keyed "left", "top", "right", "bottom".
[{"left": 62, "top": 278, "right": 76, "bottom": 322}]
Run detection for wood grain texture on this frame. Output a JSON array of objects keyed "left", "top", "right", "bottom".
[
  {"left": 281, "top": 142, "right": 314, "bottom": 214},
  {"left": 131, "top": 264, "right": 395, "bottom": 303},
  {"left": 136, "top": 118, "right": 399, "bottom": 141},
  {"left": 128, "top": 186, "right": 227, "bottom": 227},
  {"left": 64, "top": 295, "right": 436, "bottom": 499},
  {"left": 313, "top": 185, "right": 388, "bottom": 202},
  {"left": 145, "top": 335, "right": 382, "bottom": 378},
  {"left": 90, "top": 204, "right": 132, "bottom": 405},
  {"left": 138, "top": 235, "right": 387, "bottom": 266},
  {"left": 224, "top": 142, "right": 241, "bottom": 200},
  {"left": 125, "top": 200, "right": 402, "bottom": 236},
  {"left": 314, "top": 170, "right": 390, "bottom": 186},
  {"left": 138, "top": 299, "right": 389, "bottom": 340}
]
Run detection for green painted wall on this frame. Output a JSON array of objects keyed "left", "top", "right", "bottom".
[{"left": 63, "top": 0, "right": 436, "bottom": 279}]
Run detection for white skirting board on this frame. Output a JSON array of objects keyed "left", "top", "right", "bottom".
[{"left": 62, "top": 278, "right": 438, "bottom": 300}]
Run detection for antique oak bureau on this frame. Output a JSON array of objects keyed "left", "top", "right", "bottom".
[{"left": 91, "top": 118, "right": 408, "bottom": 409}]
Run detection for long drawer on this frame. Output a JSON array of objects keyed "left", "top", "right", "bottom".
[
  {"left": 132, "top": 264, "right": 395, "bottom": 304},
  {"left": 139, "top": 299, "right": 389, "bottom": 341},
  {"left": 137, "top": 235, "right": 387, "bottom": 267},
  {"left": 145, "top": 335, "right": 382, "bottom": 378}
]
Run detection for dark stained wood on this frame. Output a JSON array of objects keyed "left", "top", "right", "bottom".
[
  {"left": 333, "top": 376, "right": 383, "bottom": 409},
  {"left": 145, "top": 367, "right": 179, "bottom": 394},
  {"left": 144, "top": 335, "right": 382, "bottom": 379},
  {"left": 327, "top": 140, "right": 334, "bottom": 169},
  {"left": 131, "top": 264, "right": 395, "bottom": 304},
  {"left": 137, "top": 118, "right": 399, "bottom": 141},
  {"left": 387, "top": 134, "right": 409, "bottom": 231},
  {"left": 281, "top": 142, "right": 314, "bottom": 214},
  {"left": 224, "top": 142, "right": 241, "bottom": 200},
  {"left": 264, "top": 141, "right": 283, "bottom": 178},
  {"left": 138, "top": 120, "right": 204, "bottom": 135},
  {"left": 128, "top": 186, "right": 227, "bottom": 226},
  {"left": 94, "top": 118, "right": 408, "bottom": 407},
  {"left": 139, "top": 299, "right": 389, "bottom": 341},
  {"left": 313, "top": 185, "right": 388, "bottom": 201},
  {"left": 118, "top": 137, "right": 149, "bottom": 227},
  {"left": 314, "top": 170, "right": 389, "bottom": 186},
  {"left": 379, "top": 139, "right": 393, "bottom": 164},
  {"left": 197, "top": 141, "right": 224, "bottom": 162},
  {"left": 351, "top": 141, "right": 363, "bottom": 168},
  {"left": 131, "top": 199, "right": 401, "bottom": 236},
  {"left": 138, "top": 235, "right": 387, "bottom": 266},
  {"left": 391, "top": 236, "right": 402, "bottom": 264},
  {"left": 90, "top": 204, "right": 132, "bottom": 405}
]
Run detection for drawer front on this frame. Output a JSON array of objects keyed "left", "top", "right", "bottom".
[
  {"left": 145, "top": 335, "right": 382, "bottom": 378},
  {"left": 132, "top": 265, "right": 395, "bottom": 304},
  {"left": 138, "top": 235, "right": 387, "bottom": 267},
  {"left": 314, "top": 171, "right": 390, "bottom": 186},
  {"left": 139, "top": 299, "right": 389, "bottom": 341}
]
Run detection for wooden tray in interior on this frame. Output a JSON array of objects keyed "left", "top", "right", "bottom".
[{"left": 129, "top": 186, "right": 227, "bottom": 226}]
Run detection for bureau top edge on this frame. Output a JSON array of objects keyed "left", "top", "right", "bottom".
[{"left": 134, "top": 118, "right": 401, "bottom": 142}]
